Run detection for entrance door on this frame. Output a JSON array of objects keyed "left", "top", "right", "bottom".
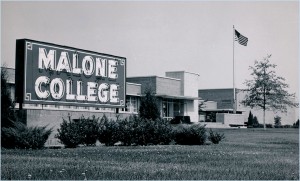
[{"left": 162, "top": 99, "right": 184, "bottom": 120}]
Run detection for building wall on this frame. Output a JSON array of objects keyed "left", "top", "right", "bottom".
[
  {"left": 126, "top": 82, "right": 141, "bottom": 96},
  {"left": 182, "top": 72, "right": 200, "bottom": 97},
  {"left": 166, "top": 71, "right": 200, "bottom": 123},
  {"left": 127, "top": 76, "right": 181, "bottom": 96},
  {"left": 199, "top": 88, "right": 298, "bottom": 125},
  {"left": 127, "top": 77, "right": 157, "bottom": 94},
  {"left": 216, "top": 113, "right": 246, "bottom": 126},
  {"left": 184, "top": 100, "right": 198, "bottom": 122},
  {"left": 165, "top": 71, "right": 184, "bottom": 95},
  {"left": 156, "top": 77, "right": 181, "bottom": 96},
  {"left": 166, "top": 71, "right": 200, "bottom": 97},
  {"left": 199, "top": 89, "right": 234, "bottom": 109}
]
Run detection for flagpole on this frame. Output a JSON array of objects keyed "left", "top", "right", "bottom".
[{"left": 233, "top": 25, "right": 236, "bottom": 114}]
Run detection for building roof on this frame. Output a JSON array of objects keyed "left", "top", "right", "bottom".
[
  {"left": 199, "top": 88, "right": 242, "bottom": 91},
  {"left": 201, "top": 108, "right": 245, "bottom": 112},
  {"left": 165, "top": 70, "right": 200, "bottom": 77},
  {"left": 127, "top": 75, "right": 181, "bottom": 81},
  {"left": 155, "top": 94, "right": 200, "bottom": 100}
]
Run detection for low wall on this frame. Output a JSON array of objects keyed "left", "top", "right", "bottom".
[
  {"left": 20, "top": 109, "right": 133, "bottom": 146},
  {"left": 216, "top": 113, "right": 246, "bottom": 126}
]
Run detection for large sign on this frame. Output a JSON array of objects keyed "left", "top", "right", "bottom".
[{"left": 15, "top": 39, "right": 126, "bottom": 108}]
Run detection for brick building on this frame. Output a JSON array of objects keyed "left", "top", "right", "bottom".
[{"left": 199, "top": 88, "right": 298, "bottom": 126}]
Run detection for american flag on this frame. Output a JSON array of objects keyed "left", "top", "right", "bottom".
[{"left": 235, "top": 30, "right": 248, "bottom": 46}]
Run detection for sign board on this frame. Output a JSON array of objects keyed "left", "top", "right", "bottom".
[{"left": 15, "top": 39, "right": 126, "bottom": 108}]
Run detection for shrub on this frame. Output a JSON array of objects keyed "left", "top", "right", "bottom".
[
  {"left": 133, "top": 118, "right": 173, "bottom": 146},
  {"left": 97, "top": 115, "right": 120, "bottom": 146},
  {"left": 56, "top": 117, "right": 84, "bottom": 148},
  {"left": 98, "top": 115, "right": 173, "bottom": 146},
  {"left": 80, "top": 116, "right": 99, "bottom": 146},
  {"left": 208, "top": 129, "right": 225, "bottom": 144},
  {"left": 151, "top": 118, "right": 173, "bottom": 145},
  {"left": 1, "top": 121, "right": 52, "bottom": 149},
  {"left": 56, "top": 116, "right": 100, "bottom": 148},
  {"left": 293, "top": 119, "right": 299, "bottom": 128},
  {"left": 274, "top": 116, "right": 282, "bottom": 128},
  {"left": 117, "top": 115, "right": 139, "bottom": 146},
  {"left": 173, "top": 124, "right": 207, "bottom": 145}
]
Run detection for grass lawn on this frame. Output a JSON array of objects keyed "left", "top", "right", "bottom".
[{"left": 1, "top": 128, "right": 299, "bottom": 180}]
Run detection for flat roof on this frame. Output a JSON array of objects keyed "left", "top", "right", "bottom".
[
  {"left": 166, "top": 71, "right": 200, "bottom": 76},
  {"left": 199, "top": 88, "right": 241, "bottom": 91},
  {"left": 155, "top": 94, "right": 200, "bottom": 100},
  {"left": 126, "top": 82, "right": 142, "bottom": 86},
  {"left": 127, "top": 75, "right": 181, "bottom": 81},
  {"left": 201, "top": 108, "right": 245, "bottom": 112}
]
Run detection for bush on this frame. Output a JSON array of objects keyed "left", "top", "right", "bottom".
[
  {"left": 1, "top": 121, "right": 52, "bottom": 149},
  {"left": 56, "top": 116, "right": 100, "bottom": 148},
  {"left": 80, "top": 116, "right": 99, "bottom": 146},
  {"left": 132, "top": 118, "right": 173, "bottom": 146},
  {"left": 208, "top": 129, "right": 225, "bottom": 144},
  {"left": 117, "top": 115, "right": 139, "bottom": 146},
  {"left": 97, "top": 115, "right": 173, "bottom": 146},
  {"left": 98, "top": 115, "right": 120, "bottom": 146},
  {"left": 56, "top": 118, "right": 83, "bottom": 148},
  {"left": 173, "top": 124, "right": 207, "bottom": 145}
]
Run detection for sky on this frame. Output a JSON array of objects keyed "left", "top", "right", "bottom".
[{"left": 1, "top": 1, "right": 299, "bottom": 97}]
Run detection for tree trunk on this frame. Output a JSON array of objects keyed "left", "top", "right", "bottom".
[
  {"left": 263, "top": 66, "right": 266, "bottom": 130},
  {"left": 263, "top": 109, "right": 266, "bottom": 130}
]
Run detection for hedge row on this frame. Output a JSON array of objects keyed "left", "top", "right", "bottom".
[{"left": 56, "top": 115, "right": 224, "bottom": 148}]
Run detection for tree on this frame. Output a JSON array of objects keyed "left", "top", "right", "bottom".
[
  {"left": 247, "top": 111, "right": 254, "bottom": 127},
  {"left": 139, "top": 87, "right": 161, "bottom": 120},
  {"left": 241, "top": 55, "right": 298, "bottom": 130},
  {"left": 198, "top": 100, "right": 207, "bottom": 113},
  {"left": 253, "top": 116, "right": 259, "bottom": 128},
  {"left": 293, "top": 119, "right": 299, "bottom": 128},
  {"left": 1, "top": 67, "right": 16, "bottom": 128},
  {"left": 274, "top": 116, "right": 282, "bottom": 128}
]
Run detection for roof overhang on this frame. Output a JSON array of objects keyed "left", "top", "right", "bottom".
[
  {"left": 201, "top": 109, "right": 246, "bottom": 112},
  {"left": 155, "top": 94, "right": 200, "bottom": 100}
]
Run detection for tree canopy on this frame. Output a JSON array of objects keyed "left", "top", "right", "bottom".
[
  {"left": 241, "top": 55, "right": 298, "bottom": 129},
  {"left": 139, "top": 86, "right": 161, "bottom": 120},
  {"left": 1, "top": 67, "right": 16, "bottom": 128}
]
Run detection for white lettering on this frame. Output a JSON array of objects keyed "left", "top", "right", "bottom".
[
  {"left": 82, "top": 56, "right": 94, "bottom": 76},
  {"left": 49, "top": 78, "right": 65, "bottom": 100},
  {"left": 56, "top": 52, "right": 72, "bottom": 72},
  {"left": 87, "top": 82, "right": 98, "bottom": 101},
  {"left": 38, "top": 48, "right": 56, "bottom": 70},
  {"left": 76, "top": 81, "right": 86, "bottom": 101},
  {"left": 110, "top": 84, "right": 119, "bottom": 103},
  {"left": 95, "top": 58, "right": 107, "bottom": 77},
  {"left": 108, "top": 60, "right": 118, "bottom": 79},
  {"left": 35, "top": 76, "right": 50, "bottom": 99},
  {"left": 98, "top": 83, "right": 109, "bottom": 103},
  {"left": 72, "top": 53, "right": 82, "bottom": 74},
  {"left": 66, "top": 79, "right": 76, "bottom": 100}
]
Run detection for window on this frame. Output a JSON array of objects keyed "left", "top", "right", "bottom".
[
  {"left": 122, "top": 96, "right": 139, "bottom": 113},
  {"left": 221, "top": 100, "right": 232, "bottom": 104}
]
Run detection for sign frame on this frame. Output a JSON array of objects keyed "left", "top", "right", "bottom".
[{"left": 15, "top": 39, "right": 126, "bottom": 108}]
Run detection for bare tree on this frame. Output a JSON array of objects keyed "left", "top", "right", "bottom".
[{"left": 241, "top": 55, "right": 298, "bottom": 130}]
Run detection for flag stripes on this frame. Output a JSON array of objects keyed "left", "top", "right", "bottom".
[{"left": 235, "top": 30, "right": 248, "bottom": 46}]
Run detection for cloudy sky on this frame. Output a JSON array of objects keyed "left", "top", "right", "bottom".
[{"left": 1, "top": 1, "right": 299, "bottom": 96}]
